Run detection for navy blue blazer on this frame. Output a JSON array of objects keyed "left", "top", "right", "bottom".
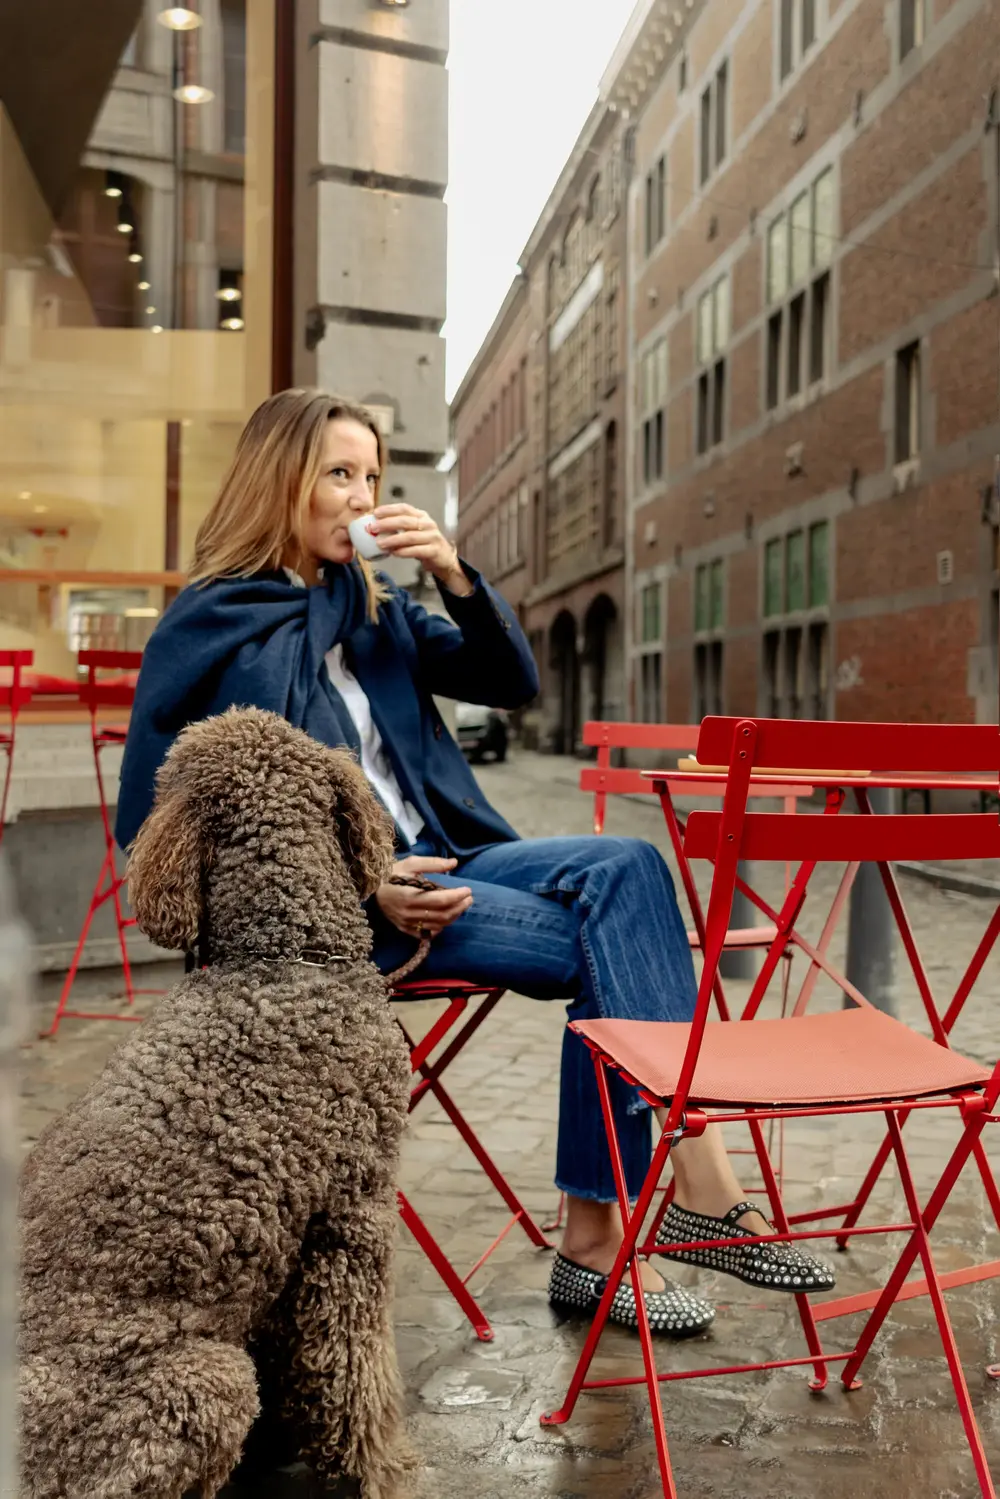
[{"left": 114, "top": 562, "right": 539, "bottom": 856}]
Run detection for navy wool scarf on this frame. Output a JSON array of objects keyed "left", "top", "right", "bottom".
[{"left": 116, "top": 564, "right": 386, "bottom": 848}]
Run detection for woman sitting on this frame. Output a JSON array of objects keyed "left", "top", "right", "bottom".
[{"left": 116, "top": 389, "right": 834, "bottom": 1336}]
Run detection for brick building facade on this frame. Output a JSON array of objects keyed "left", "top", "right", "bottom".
[
  {"left": 453, "top": 0, "right": 998, "bottom": 749},
  {"left": 451, "top": 281, "right": 532, "bottom": 616},
  {"left": 623, "top": 0, "right": 999, "bottom": 729}
]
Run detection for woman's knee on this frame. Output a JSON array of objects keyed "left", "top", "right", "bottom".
[{"left": 602, "top": 836, "right": 670, "bottom": 878}]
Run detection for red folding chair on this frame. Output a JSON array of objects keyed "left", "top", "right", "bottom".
[
  {"left": 548, "top": 720, "right": 805, "bottom": 1229},
  {"left": 542, "top": 716, "right": 1000, "bottom": 1499},
  {"left": 0, "top": 650, "right": 33, "bottom": 845},
  {"left": 391, "top": 977, "right": 554, "bottom": 1342},
  {"left": 46, "top": 650, "right": 162, "bottom": 1037}
]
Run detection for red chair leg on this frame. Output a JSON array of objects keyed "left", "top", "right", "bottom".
[
  {"left": 845, "top": 1113, "right": 996, "bottom": 1497},
  {"left": 394, "top": 987, "right": 552, "bottom": 1336},
  {"left": 829, "top": 902, "right": 1000, "bottom": 1248},
  {"left": 397, "top": 1190, "right": 494, "bottom": 1343},
  {"left": 543, "top": 1055, "right": 681, "bottom": 1498},
  {"left": 410, "top": 1069, "right": 552, "bottom": 1251},
  {"left": 45, "top": 850, "right": 124, "bottom": 1038},
  {"left": 0, "top": 739, "right": 15, "bottom": 847},
  {"left": 747, "top": 1113, "right": 828, "bottom": 1390}
]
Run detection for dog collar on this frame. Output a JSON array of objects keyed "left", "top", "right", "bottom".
[{"left": 247, "top": 949, "right": 353, "bottom": 968}]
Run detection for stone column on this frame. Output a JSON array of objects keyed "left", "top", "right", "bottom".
[{"left": 293, "top": 0, "right": 449, "bottom": 589}]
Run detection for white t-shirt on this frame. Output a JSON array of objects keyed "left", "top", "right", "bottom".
[{"left": 285, "top": 570, "right": 424, "bottom": 846}]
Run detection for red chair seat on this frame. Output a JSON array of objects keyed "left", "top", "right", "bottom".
[
  {"left": 572, "top": 1007, "right": 991, "bottom": 1109},
  {"left": 687, "top": 924, "right": 779, "bottom": 950},
  {"left": 96, "top": 726, "right": 130, "bottom": 744}
]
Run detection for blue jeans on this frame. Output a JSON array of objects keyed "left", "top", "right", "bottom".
[{"left": 369, "top": 836, "right": 698, "bottom": 1203}]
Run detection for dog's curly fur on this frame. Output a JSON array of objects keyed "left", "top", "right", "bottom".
[{"left": 19, "top": 708, "right": 414, "bottom": 1499}]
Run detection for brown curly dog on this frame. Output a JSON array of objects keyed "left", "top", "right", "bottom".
[{"left": 19, "top": 707, "right": 415, "bottom": 1499}]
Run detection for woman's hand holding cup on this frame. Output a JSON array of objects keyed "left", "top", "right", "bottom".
[{"left": 356, "top": 504, "right": 473, "bottom": 596}]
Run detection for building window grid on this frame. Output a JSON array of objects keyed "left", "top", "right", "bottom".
[
  {"left": 895, "top": 340, "right": 921, "bottom": 464},
  {"left": 605, "top": 263, "right": 620, "bottom": 388},
  {"left": 462, "top": 483, "right": 530, "bottom": 582},
  {"left": 640, "top": 336, "right": 668, "bottom": 487},
  {"left": 636, "top": 581, "right": 664, "bottom": 724},
  {"left": 762, "top": 522, "right": 830, "bottom": 719},
  {"left": 546, "top": 445, "right": 602, "bottom": 573},
  {"left": 459, "top": 360, "right": 532, "bottom": 502},
  {"left": 644, "top": 154, "right": 667, "bottom": 256},
  {"left": 693, "top": 559, "right": 725, "bottom": 720},
  {"left": 779, "top": 0, "right": 817, "bottom": 81},
  {"left": 900, "top": 0, "right": 925, "bottom": 59},
  {"left": 766, "top": 168, "right": 834, "bottom": 411},
  {"left": 699, "top": 60, "right": 729, "bottom": 187},
  {"left": 696, "top": 274, "right": 730, "bottom": 454}
]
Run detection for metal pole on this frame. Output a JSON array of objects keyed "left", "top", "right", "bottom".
[
  {"left": 845, "top": 785, "right": 897, "bottom": 1014},
  {"left": 0, "top": 859, "right": 29, "bottom": 1499},
  {"left": 719, "top": 861, "right": 757, "bottom": 979}
]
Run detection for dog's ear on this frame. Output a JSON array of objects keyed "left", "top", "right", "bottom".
[
  {"left": 328, "top": 749, "right": 396, "bottom": 898},
  {"left": 126, "top": 780, "right": 209, "bottom": 951}
]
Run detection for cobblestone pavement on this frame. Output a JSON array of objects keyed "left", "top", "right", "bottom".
[{"left": 16, "top": 750, "right": 1000, "bottom": 1498}]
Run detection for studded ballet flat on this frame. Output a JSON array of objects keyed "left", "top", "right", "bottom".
[
  {"left": 655, "top": 1201, "right": 837, "bottom": 1293},
  {"left": 548, "top": 1251, "right": 715, "bottom": 1337}
]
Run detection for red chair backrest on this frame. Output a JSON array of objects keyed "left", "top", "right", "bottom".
[
  {"left": 0, "top": 650, "right": 34, "bottom": 716},
  {"left": 697, "top": 716, "right": 1000, "bottom": 776},
  {"left": 582, "top": 721, "right": 702, "bottom": 833},
  {"left": 77, "top": 649, "right": 143, "bottom": 712},
  {"left": 686, "top": 717, "right": 1000, "bottom": 866}
]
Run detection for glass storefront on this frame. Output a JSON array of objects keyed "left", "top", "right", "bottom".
[{"left": 0, "top": 0, "right": 273, "bottom": 678}]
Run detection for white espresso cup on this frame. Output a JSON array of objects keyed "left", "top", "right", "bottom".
[{"left": 348, "top": 514, "right": 389, "bottom": 561}]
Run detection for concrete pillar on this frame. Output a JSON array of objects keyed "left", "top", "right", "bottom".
[
  {"left": 845, "top": 786, "right": 897, "bottom": 1014},
  {"left": 719, "top": 862, "right": 757, "bottom": 979},
  {"left": 293, "top": 0, "right": 449, "bottom": 590}
]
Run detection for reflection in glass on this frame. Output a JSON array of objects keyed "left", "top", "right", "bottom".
[{"left": 0, "top": 0, "right": 257, "bottom": 675}]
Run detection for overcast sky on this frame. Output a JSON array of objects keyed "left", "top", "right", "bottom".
[{"left": 443, "top": 0, "right": 638, "bottom": 399}]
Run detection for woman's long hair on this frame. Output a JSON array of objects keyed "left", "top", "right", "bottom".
[{"left": 189, "top": 388, "right": 389, "bottom": 619}]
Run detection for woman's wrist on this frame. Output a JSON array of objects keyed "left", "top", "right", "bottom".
[{"left": 430, "top": 550, "right": 474, "bottom": 597}]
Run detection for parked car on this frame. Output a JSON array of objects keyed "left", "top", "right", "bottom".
[{"left": 454, "top": 702, "right": 509, "bottom": 763}]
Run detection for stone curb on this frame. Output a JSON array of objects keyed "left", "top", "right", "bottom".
[{"left": 896, "top": 861, "right": 1000, "bottom": 900}]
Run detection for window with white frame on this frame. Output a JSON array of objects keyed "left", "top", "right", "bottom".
[
  {"left": 765, "top": 167, "right": 833, "bottom": 411},
  {"left": 693, "top": 558, "right": 725, "bottom": 719},
  {"left": 636, "top": 581, "right": 663, "bottom": 723},
  {"left": 605, "top": 262, "right": 620, "bottom": 387},
  {"left": 644, "top": 154, "right": 667, "bottom": 256},
  {"left": 894, "top": 341, "right": 921, "bottom": 464},
  {"left": 699, "top": 60, "right": 729, "bottom": 186},
  {"left": 900, "top": 0, "right": 925, "bottom": 59},
  {"left": 498, "top": 492, "right": 521, "bottom": 573},
  {"left": 779, "top": 0, "right": 816, "bottom": 81},
  {"left": 695, "top": 275, "right": 729, "bottom": 454},
  {"left": 640, "top": 337, "right": 668, "bottom": 486},
  {"left": 761, "top": 522, "right": 830, "bottom": 718}
]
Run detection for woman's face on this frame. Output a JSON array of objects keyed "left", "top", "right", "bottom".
[{"left": 298, "top": 417, "right": 380, "bottom": 569}]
